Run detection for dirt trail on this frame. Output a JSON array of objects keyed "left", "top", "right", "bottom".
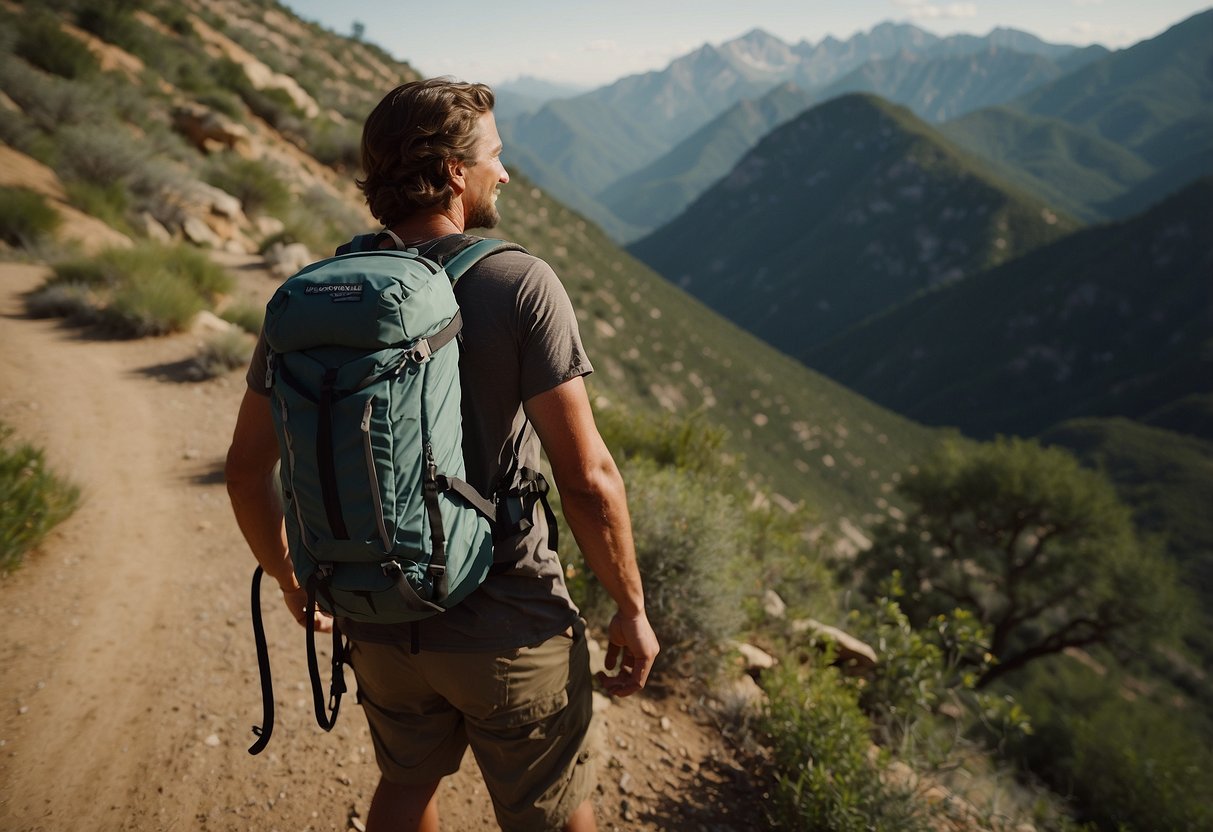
[{"left": 0, "top": 261, "right": 757, "bottom": 831}]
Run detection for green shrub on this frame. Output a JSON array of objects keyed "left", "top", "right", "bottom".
[
  {"left": 100, "top": 271, "right": 206, "bottom": 336},
  {"left": 1011, "top": 660, "right": 1213, "bottom": 831},
  {"left": 64, "top": 180, "right": 132, "bottom": 233},
  {"left": 220, "top": 302, "right": 264, "bottom": 335},
  {"left": 203, "top": 157, "right": 290, "bottom": 218},
  {"left": 0, "top": 424, "right": 80, "bottom": 571},
  {"left": 606, "top": 459, "right": 747, "bottom": 674},
  {"left": 56, "top": 122, "right": 146, "bottom": 187},
  {"left": 15, "top": 12, "right": 99, "bottom": 79},
  {"left": 0, "top": 187, "right": 62, "bottom": 247},
  {"left": 24, "top": 281, "right": 98, "bottom": 323},
  {"left": 759, "top": 660, "right": 930, "bottom": 832},
  {"left": 192, "top": 330, "right": 254, "bottom": 379},
  {"left": 0, "top": 54, "right": 106, "bottom": 132},
  {"left": 35, "top": 243, "right": 233, "bottom": 337}
]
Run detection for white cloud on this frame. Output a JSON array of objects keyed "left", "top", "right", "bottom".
[
  {"left": 1071, "top": 0, "right": 1106, "bottom": 6},
  {"left": 892, "top": 0, "right": 978, "bottom": 20},
  {"left": 586, "top": 39, "right": 619, "bottom": 53}
]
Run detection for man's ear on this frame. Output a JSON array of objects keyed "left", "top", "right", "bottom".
[{"left": 446, "top": 157, "right": 466, "bottom": 194}]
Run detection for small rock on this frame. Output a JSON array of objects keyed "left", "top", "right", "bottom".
[
  {"left": 640, "top": 701, "right": 657, "bottom": 716},
  {"left": 619, "top": 772, "right": 633, "bottom": 794},
  {"left": 762, "top": 589, "right": 787, "bottom": 619},
  {"left": 17, "top": 706, "right": 28, "bottom": 716},
  {"left": 204, "top": 734, "right": 220, "bottom": 747},
  {"left": 735, "top": 642, "right": 776, "bottom": 672},
  {"left": 659, "top": 716, "right": 672, "bottom": 732},
  {"left": 350, "top": 819, "right": 366, "bottom": 832}
]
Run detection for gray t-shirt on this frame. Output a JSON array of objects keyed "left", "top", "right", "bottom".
[{"left": 245, "top": 234, "right": 592, "bottom": 650}]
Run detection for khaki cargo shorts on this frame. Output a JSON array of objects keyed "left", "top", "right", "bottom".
[{"left": 348, "top": 619, "right": 596, "bottom": 831}]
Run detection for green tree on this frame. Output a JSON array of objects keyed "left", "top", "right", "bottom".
[{"left": 855, "top": 437, "right": 1182, "bottom": 687}]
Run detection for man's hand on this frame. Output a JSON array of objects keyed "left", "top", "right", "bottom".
[
  {"left": 282, "top": 584, "right": 333, "bottom": 633},
  {"left": 597, "top": 611, "right": 659, "bottom": 697}
]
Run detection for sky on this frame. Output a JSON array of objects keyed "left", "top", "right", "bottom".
[{"left": 280, "top": 1, "right": 1211, "bottom": 88}]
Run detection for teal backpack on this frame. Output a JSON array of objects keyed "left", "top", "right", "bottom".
[{"left": 247, "top": 233, "right": 549, "bottom": 755}]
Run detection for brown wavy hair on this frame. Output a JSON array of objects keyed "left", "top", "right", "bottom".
[{"left": 356, "top": 78, "right": 495, "bottom": 226}]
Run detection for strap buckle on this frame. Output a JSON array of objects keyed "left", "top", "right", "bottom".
[{"left": 406, "top": 338, "right": 433, "bottom": 365}]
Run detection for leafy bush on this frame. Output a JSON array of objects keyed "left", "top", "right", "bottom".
[
  {"left": 31, "top": 243, "right": 233, "bottom": 337},
  {"left": 100, "top": 271, "right": 206, "bottom": 336},
  {"left": 1010, "top": 660, "right": 1213, "bottom": 832},
  {"left": 192, "top": 330, "right": 254, "bottom": 379},
  {"left": 759, "top": 660, "right": 930, "bottom": 832},
  {"left": 15, "top": 12, "right": 99, "bottom": 79},
  {"left": 56, "top": 122, "right": 147, "bottom": 187},
  {"left": 0, "top": 187, "right": 62, "bottom": 247},
  {"left": 64, "top": 180, "right": 132, "bottom": 234},
  {"left": 220, "top": 302, "right": 264, "bottom": 335},
  {"left": 24, "top": 281, "right": 97, "bottom": 323},
  {"left": 0, "top": 424, "right": 80, "bottom": 571},
  {"left": 580, "top": 459, "right": 748, "bottom": 675},
  {"left": 0, "top": 52, "right": 107, "bottom": 133},
  {"left": 203, "top": 156, "right": 290, "bottom": 218}
]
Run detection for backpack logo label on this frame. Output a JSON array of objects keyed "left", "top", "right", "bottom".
[{"left": 305, "top": 283, "right": 364, "bottom": 303}]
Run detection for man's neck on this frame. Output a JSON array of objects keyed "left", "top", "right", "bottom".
[{"left": 389, "top": 209, "right": 464, "bottom": 246}]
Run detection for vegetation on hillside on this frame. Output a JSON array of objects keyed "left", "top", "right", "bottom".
[
  {"left": 2, "top": 2, "right": 1209, "bottom": 829},
  {"left": 854, "top": 437, "right": 1185, "bottom": 687},
  {"left": 0, "top": 423, "right": 80, "bottom": 572},
  {"left": 27, "top": 243, "right": 233, "bottom": 337}
]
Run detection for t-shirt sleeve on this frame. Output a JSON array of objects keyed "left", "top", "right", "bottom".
[
  {"left": 245, "top": 327, "right": 271, "bottom": 396},
  {"left": 514, "top": 257, "right": 593, "bottom": 403}
]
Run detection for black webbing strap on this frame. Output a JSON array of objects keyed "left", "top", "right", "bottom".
[
  {"left": 305, "top": 574, "right": 346, "bottom": 732},
  {"left": 248, "top": 566, "right": 274, "bottom": 755},
  {"left": 317, "top": 369, "right": 348, "bottom": 539},
  {"left": 436, "top": 474, "right": 497, "bottom": 521},
  {"left": 513, "top": 468, "right": 560, "bottom": 553},
  {"left": 421, "top": 446, "right": 449, "bottom": 601},
  {"left": 381, "top": 560, "right": 445, "bottom": 614}
]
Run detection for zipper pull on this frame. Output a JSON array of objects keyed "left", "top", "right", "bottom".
[{"left": 361, "top": 398, "right": 373, "bottom": 432}]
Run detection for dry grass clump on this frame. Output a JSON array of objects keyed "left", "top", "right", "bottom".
[
  {"left": 27, "top": 243, "right": 233, "bottom": 338},
  {"left": 0, "top": 423, "right": 80, "bottom": 572}
]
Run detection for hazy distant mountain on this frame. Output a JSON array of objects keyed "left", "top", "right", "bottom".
[
  {"left": 942, "top": 107, "right": 1155, "bottom": 221},
  {"left": 807, "top": 178, "right": 1213, "bottom": 438},
  {"left": 629, "top": 94, "right": 1075, "bottom": 356},
  {"left": 1009, "top": 9, "right": 1213, "bottom": 164},
  {"left": 938, "top": 10, "right": 1213, "bottom": 223},
  {"left": 493, "top": 76, "right": 587, "bottom": 119},
  {"left": 502, "top": 21, "right": 1091, "bottom": 240},
  {"left": 597, "top": 83, "right": 817, "bottom": 239},
  {"left": 820, "top": 47, "right": 1075, "bottom": 123}
]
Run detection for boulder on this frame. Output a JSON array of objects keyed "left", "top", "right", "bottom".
[
  {"left": 733, "top": 642, "right": 777, "bottom": 674},
  {"left": 791, "top": 618, "right": 878, "bottom": 671},
  {"left": 172, "top": 103, "right": 251, "bottom": 154},
  {"left": 762, "top": 589, "right": 787, "bottom": 620},
  {"left": 263, "top": 241, "right": 314, "bottom": 279}
]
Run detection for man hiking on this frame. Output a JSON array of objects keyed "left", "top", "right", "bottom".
[{"left": 225, "top": 77, "right": 658, "bottom": 832}]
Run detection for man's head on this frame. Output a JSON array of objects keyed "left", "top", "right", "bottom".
[{"left": 358, "top": 77, "right": 508, "bottom": 229}]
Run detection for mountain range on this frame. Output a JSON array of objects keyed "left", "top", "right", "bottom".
[
  {"left": 501, "top": 22, "right": 1112, "bottom": 239},
  {"left": 629, "top": 94, "right": 1077, "bottom": 354}
]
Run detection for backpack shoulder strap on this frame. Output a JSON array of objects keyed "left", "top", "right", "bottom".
[{"left": 442, "top": 238, "right": 527, "bottom": 284}]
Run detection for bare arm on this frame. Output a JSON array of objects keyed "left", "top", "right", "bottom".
[
  {"left": 225, "top": 388, "right": 331, "bottom": 632},
  {"left": 525, "top": 376, "right": 658, "bottom": 695}
]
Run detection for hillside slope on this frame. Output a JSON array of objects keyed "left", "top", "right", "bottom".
[
  {"left": 807, "top": 178, "right": 1213, "bottom": 438},
  {"left": 630, "top": 93, "right": 1076, "bottom": 357}
]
